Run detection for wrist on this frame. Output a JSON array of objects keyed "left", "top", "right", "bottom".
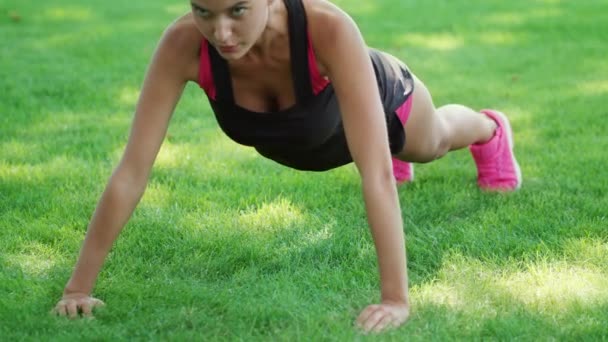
[
  {"left": 64, "top": 279, "right": 92, "bottom": 296},
  {"left": 380, "top": 282, "right": 409, "bottom": 305},
  {"left": 381, "top": 293, "right": 409, "bottom": 306}
]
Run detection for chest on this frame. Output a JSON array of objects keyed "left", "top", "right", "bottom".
[
  {"left": 227, "top": 48, "right": 328, "bottom": 113},
  {"left": 230, "top": 59, "right": 295, "bottom": 112}
]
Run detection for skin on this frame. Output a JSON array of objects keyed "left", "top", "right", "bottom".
[{"left": 51, "top": 0, "right": 497, "bottom": 334}]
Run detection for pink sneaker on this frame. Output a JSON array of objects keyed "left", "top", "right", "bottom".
[
  {"left": 470, "top": 109, "right": 522, "bottom": 191},
  {"left": 392, "top": 157, "right": 414, "bottom": 184}
]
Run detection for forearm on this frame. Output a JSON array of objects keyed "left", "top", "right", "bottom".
[
  {"left": 361, "top": 175, "right": 408, "bottom": 304},
  {"left": 65, "top": 171, "right": 146, "bottom": 295}
]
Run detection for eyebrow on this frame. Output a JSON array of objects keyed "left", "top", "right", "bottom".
[{"left": 190, "top": 1, "right": 248, "bottom": 12}]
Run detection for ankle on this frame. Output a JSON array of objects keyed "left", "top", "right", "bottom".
[{"left": 475, "top": 114, "right": 498, "bottom": 144}]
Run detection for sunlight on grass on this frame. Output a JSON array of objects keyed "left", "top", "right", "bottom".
[
  {"left": 535, "top": 0, "right": 561, "bottom": 4},
  {"left": 563, "top": 237, "right": 608, "bottom": 265},
  {"left": 484, "top": 12, "right": 526, "bottom": 25},
  {"left": 0, "top": 156, "right": 76, "bottom": 183},
  {"left": 166, "top": 4, "right": 189, "bottom": 15},
  {"left": 395, "top": 33, "right": 464, "bottom": 51},
  {"left": 141, "top": 183, "right": 172, "bottom": 209},
  {"left": 527, "top": 8, "right": 563, "bottom": 19},
  {"left": 500, "top": 265, "right": 608, "bottom": 311},
  {"left": 153, "top": 137, "right": 259, "bottom": 173},
  {"left": 301, "top": 224, "right": 333, "bottom": 246},
  {"left": 197, "top": 132, "right": 260, "bottom": 168},
  {"left": 576, "top": 79, "right": 608, "bottom": 96},
  {"left": 0, "top": 141, "right": 32, "bottom": 163},
  {"left": 414, "top": 255, "right": 608, "bottom": 315},
  {"left": 238, "top": 198, "right": 304, "bottom": 233},
  {"left": 335, "top": 1, "right": 377, "bottom": 16},
  {"left": 484, "top": 8, "right": 562, "bottom": 26},
  {"left": 155, "top": 142, "right": 191, "bottom": 169},
  {"left": 44, "top": 7, "right": 93, "bottom": 21},
  {"left": 4, "top": 243, "right": 60, "bottom": 277},
  {"left": 478, "top": 32, "right": 518, "bottom": 45},
  {"left": 119, "top": 86, "right": 140, "bottom": 106},
  {"left": 416, "top": 283, "right": 463, "bottom": 308}
]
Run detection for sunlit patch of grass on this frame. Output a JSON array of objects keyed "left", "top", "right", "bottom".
[
  {"left": 500, "top": 264, "right": 608, "bottom": 312},
  {"left": 155, "top": 143, "right": 191, "bottom": 170},
  {"left": 414, "top": 254, "right": 608, "bottom": 316},
  {"left": 562, "top": 237, "right": 608, "bottom": 266},
  {"left": 484, "top": 12, "right": 526, "bottom": 25},
  {"left": 44, "top": 7, "right": 93, "bottom": 21},
  {"left": 4, "top": 242, "right": 61, "bottom": 277},
  {"left": 165, "top": 4, "right": 189, "bottom": 16},
  {"left": 140, "top": 183, "right": 173, "bottom": 209},
  {"left": 118, "top": 86, "right": 140, "bottom": 106},
  {"left": 576, "top": 79, "right": 608, "bottom": 96},
  {"left": 478, "top": 32, "right": 519, "bottom": 45},
  {"left": 0, "top": 141, "right": 34, "bottom": 164},
  {"left": 0, "top": 156, "right": 81, "bottom": 183},
  {"left": 395, "top": 33, "right": 464, "bottom": 51},
  {"left": 236, "top": 198, "right": 305, "bottom": 234}
]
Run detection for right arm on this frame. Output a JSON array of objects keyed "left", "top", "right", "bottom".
[{"left": 53, "top": 18, "right": 200, "bottom": 318}]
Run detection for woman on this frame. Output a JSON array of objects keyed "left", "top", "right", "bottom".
[{"left": 51, "top": 0, "right": 521, "bottom": 333}]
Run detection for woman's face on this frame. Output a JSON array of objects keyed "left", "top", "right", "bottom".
[{"left": 190, "top": 0, "right": 270, "bottom": 59}]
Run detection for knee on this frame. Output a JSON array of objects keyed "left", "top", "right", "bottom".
[
  {"left": 404, "top": 123, "right": 451, "bottom": 163},
  {"left": 416, "top": 136, "right": 450, "bottom": 163}
]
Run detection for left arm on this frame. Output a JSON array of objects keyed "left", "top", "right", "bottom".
[{"left": 307, "top": 0, "right": 410, "bottom": 333}]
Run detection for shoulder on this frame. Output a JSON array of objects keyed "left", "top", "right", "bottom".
[
  {"left": 156, "top": 13, "right": 204, "bottom": 82},
  {"left": 161, "top": 13, "right": 203, "bottom": 51},
  {"left": 302, "top": 0, "right": 360, "bottom": 42},
  {"left": 301, "top": 0, "right": 367, "bottom": 72}
]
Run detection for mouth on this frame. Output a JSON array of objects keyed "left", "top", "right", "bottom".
[{"left": 218, "top": 45, "right": 239, "bottom": 54}]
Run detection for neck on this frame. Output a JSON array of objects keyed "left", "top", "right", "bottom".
[{"left": 247, "top": 0, "right": 288, "bottom": 59}]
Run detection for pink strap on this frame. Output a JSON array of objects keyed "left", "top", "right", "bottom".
[
  {"left": 198, "top": 40, "right": 217, "bottom": 100},
  {"left": 198, "top": 36, "right": 329, "bottom": 99},
  {"left": 307, "top": 33, "right": 330, "bottom": 95}
]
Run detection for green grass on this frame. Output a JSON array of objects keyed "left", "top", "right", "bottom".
[{"left": 1, "top": 0, "right": 607, "bottom": 340}]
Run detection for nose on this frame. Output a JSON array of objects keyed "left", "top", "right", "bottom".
[{"left": 213, "top": 17, "right": 233, "bottom": 44}]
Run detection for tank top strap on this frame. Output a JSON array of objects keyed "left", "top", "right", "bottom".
[
  {"left": 207, "top": 44, "right": 234, "bottom": 102},
  {"left": 283, "top": 0, "right": 314, "bottom": 103}
]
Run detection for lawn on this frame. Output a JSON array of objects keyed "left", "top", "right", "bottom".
[{"left": 1, "top": 0, "right": 607, "bottom": 340}]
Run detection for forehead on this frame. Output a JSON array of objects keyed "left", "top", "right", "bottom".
[{"left": 191, "top": 0, "right": 252, "bottom": 9}]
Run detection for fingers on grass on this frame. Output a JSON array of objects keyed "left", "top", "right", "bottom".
[
  {"left": 92, "top": 298, "right": 105, "bottom": 307},
  {"left": 82, "top": 298, "right": 104, "bottom": 317},
  {"left": 372, "top": 313, "right": 396, "bottom": 333},
  {"left": 50, "top": 305, "right": 62, "bottom": 316},
  {"left": 362, "top": 307, "right": 388, "bottom": 333},
  {"left": 81, "top": 302, "right": 93, "bottom": 317},
  {"left": 55, "top": 303, "right": 68, "bottom": 317},
  {"left": 66, "top": 301, "right": 79, "bottom": 319},
  {"left": 355, "top": 304, "right": 379, "bottom": 327}
]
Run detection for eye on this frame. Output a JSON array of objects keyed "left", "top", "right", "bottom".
[
  {"left": 231, "top": 6, "right": 247, "bottom": 17},
  {"left": 192, "top": 7, "right": 211, "bottom": 19}
]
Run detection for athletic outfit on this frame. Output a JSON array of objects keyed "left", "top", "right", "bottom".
[
  {"left": 196, "top": 0, "right": 522, "bottom": 190},
  {"left": 197, "top": 0, "right": 414, "bottom": 175}
]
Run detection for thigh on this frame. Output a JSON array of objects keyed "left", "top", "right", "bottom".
[{"left": 396, "top": 75, "right": 447, "bottom": 162}]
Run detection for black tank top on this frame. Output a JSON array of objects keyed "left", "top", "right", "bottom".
[{"left": 199, "top": 0, "right": 414, "bottom": 171}]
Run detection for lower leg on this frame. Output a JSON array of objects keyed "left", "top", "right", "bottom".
[{"left": 436, "top": 104, "right": 497, "bottom": 151}]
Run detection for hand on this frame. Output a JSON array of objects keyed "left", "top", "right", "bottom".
[
  {"left": 355, "top": 301, "right": 410, "bottom": 333},
  {"left": 51, "top": 292, "right": 105, "bottom": 319}
]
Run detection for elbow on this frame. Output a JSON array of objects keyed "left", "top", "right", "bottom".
[
  {"left": 360, "top": 164, "right": 396, "bottom": 191},
  {"left": 110, "top": 165, "right": 149, "bottom": 197}
]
